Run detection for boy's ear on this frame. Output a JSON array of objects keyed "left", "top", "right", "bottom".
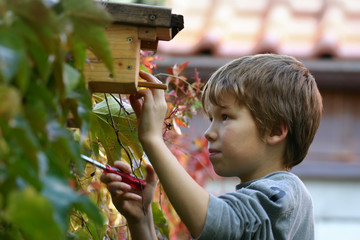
[{"left": 266, "top": 122, "right": 288, "bottom": 145}]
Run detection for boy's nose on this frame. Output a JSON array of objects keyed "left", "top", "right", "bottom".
[{"left": 204, "top": 124, "right": 217, "bottom": 142}]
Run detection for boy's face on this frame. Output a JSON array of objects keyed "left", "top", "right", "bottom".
[{"left": 204, "top": 95, "right": 272, "bottom": 182}]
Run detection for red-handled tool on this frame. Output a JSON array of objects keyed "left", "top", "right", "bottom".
[{"left": 81, "top": 154, "right": 146, "bottom": 191}]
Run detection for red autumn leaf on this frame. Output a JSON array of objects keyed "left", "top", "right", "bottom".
[
  {"left": 168, "top": 61, "right": 189, "bottom": 76},
  {"left": 90, "top": 181, "right": 102, "bottom": 190},
  {"left": 193, "top": 68, "right": 201, "bottom": 85},
  {"left": 68, "top": 179, "right": 76, "bottom": 190},
  {"left": 174, "top": 117, "right": 187, "bottom": 128}
]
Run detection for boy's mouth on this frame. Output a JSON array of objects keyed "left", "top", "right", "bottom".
[{"left": 208, "top": 149, "right": 220, "bottom": 157}]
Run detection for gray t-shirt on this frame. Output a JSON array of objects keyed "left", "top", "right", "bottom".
[{"left": 195, "top": 171, "right": 314, "bottom": 240}]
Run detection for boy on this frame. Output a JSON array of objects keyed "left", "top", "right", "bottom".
[{"left": 101, "top": 54, "right": 323, "bottom": 239}]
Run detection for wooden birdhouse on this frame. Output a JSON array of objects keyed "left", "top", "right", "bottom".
[{"left": 83, "top": 2, "right": 183, "bottom": 94}]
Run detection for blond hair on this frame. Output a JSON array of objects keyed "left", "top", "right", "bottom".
[{"left": 201, "top": 54, "right": 323, "bottom": 168}]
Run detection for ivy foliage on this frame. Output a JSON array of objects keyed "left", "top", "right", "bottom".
[
  {"left": 0, "top": 0, "right": 114, "bottom": 239},
  {"left": 90, "top": 95, "right": 143, "bottom": 165}
]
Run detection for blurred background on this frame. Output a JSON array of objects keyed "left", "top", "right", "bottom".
[{"left": 113, "top": 0, "right": 360, "bottom": 239}]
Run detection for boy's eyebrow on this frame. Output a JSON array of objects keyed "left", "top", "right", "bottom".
[
  {"left": 219, "top": 101, "right": 245, "bottom": 111},
  {"left": 221, "top": 104, "right": 233, "bottom": 108},
  {"left": 219, "top": 102, "right": 237, "bottom": 109}
]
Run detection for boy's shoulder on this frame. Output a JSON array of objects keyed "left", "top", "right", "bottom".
[
  {"left": 233, "top": 171, "right": 312, "bottom": 213},
  {"left": 238, "top": 171, "right": 305, "bottom": 190},
  {"left": 200, "top": 171, "right": 314, "bottom": 239}
]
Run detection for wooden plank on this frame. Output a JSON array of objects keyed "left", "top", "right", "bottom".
[
  {"left": 86, "top": 24, "right": 139, "bottom": 59},
  {"left": 140, "top": 40, "right": 158, "bottom": 51},
  {"left": 84, "top": 58, "right": 139, "bottom": 82},
  {"left": 138, "top": 27, "right": 157, "bottom": 41},
  {"left": 84, "top": 57, "right": 139, "bottom": 94},
  {"left": 156, "top": 27, "right": 172, "bottom": 41},
  {"left": 101, "top": 2, "right": 172, "bottom": 27},
  {"left": 138, "top": 27, "right": 172, "bottom": 42},
  {"left": 88, "top": 81, "right": 138, "bottom": 94}
]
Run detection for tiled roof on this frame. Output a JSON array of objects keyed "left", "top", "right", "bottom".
[{"left": 159, "top": 0, "right": 360, "bottom": 59}]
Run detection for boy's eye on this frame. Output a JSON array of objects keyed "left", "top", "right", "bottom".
[{"left": 221, "top": 114, "right": 229, "bottom": 120}]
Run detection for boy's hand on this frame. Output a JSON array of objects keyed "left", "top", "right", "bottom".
[
  {"left": 129, "top": 71, "right": 167, "bottom": 144},
  {"left": 100, "top": 161, "right": 157, "bottom": 224}
]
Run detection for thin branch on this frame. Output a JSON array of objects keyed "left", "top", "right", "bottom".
[
  {"left": 154, "top": 73, "right": 202, "bottom": 92},
  {"left": 109, "top": 93, "right": 134, "bottom": 131},
  {"left": 104, "top": 93, "right": 146, "bottom": 215},
  {"left": 104, "top": 94, "right": 133, "bottom": 163}
]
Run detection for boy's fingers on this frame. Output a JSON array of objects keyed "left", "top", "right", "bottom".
[
  {"left": 100, "top": 172, "right": 122, "bottom": 184},
  {"left": 139, "top": 71, "right": 166, "bottom": 101},
  {"left": 129, "top": 93, "right": 142, "bottom": 119},
  {"left": 107, "top": 181, "right": 132, "bottom": 194},
  {"left": 139, "top": 70, "right": 162, "bottom": 84},
  {"left": 129, "top": 89, "right": 153, "bottom": 118},
  {"left": 113, "top": 160, "right": 132, "bottom": 174},
  {"left": 145, "top": 164, "right": 156, "bottom": 187},
  {"left": 106, "top": 181, "right": 142, "bottom": 201},
  {"left": 120, "top": 192, "right": 142, "bottom": 201},
  {"left": 100, "top": 161, "right": 133, "bottom": 184}
]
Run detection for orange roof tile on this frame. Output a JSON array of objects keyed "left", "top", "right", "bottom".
[{"left": 159, "top": 0, "right": 360, "bottom": 59}]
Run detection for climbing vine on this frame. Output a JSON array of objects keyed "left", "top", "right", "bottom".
[{"left": 0, "top": 0, "right": 113, "bottom": 239}]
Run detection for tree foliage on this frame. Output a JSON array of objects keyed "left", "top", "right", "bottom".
[{"left": 0, "top": 0, "right": 113, "bottom": 239}]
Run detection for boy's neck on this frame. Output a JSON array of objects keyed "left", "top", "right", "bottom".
[
  {"left": 240, "top": 145, "right": 288, "bottom": 183},
  {"left": 240, "top": 163, "right": 288, "bottom": 183}
]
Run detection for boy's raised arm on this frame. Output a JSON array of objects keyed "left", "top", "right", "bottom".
[{"left": 130, "top": 71, "right": 209, "bottom": 238}]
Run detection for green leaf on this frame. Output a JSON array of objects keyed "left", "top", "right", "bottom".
[
  {"left": 69, "top": 35, "right": 87, "bottom": 70},
  {"left": 44, "top": 120, "right": 83, "bottom": 177},
  {"left": 140, "top": 64, "right": 151, "bottom": 73},
  {"left": 42, "top": 175, "right": 104, "bottom": 233},
  {"left": 152, "top": 202, "right": 169, "bottom": 238},
  {"left": 64, "top": 63, "right": 80, "bottom": 96},
  {"left": 74, "top": 25, "right": 113, "bottom": 73},
  {"left": 92, "top": 93, "right": 105, "bottom": 103},
  {"left": 91, "top": 96, "right": 142, "bottom": 164},
  {"left": 0, "top": 222, "right": 25, "bottom": 240},
  {"left": 0, "top": 29, "right": 26, "bottom": 84},
  {"left": 15, "top": 46, "right": 30, "bottom": 93},
  {"left": 62, "top": 0, "right": 113, "bottom": 26},
  {"left": 85, "top": 216, "right": 108, "bottom": 240},
  {"left": 194, "top": 100, "right": 202, "bottom": 109},
  {"left": 9, "top": 0, "right": 60, "bottom": 53},
  {"left": 4, "top": 187, "right": 62, "bottom": 240},
  {"left": 63, "top": 0, "right": 114, "bottom": 73},
  {"left": 0, "top": 84, "right": 22, "bottom": 121},
  {"left": 73, "top": 228, "right": 92, "bottom": 240},
  {"left": 90, "top": 111, "right": 122, "bottom": 163},
  {"left": 24, "top": 87, "right": 49, "bottom": 136},
  {"left": 10, "top": 7, "right": 52, "bottom": 84},
  {"left": 67, "top": 83, "right": 93, "bottom": 142},
  {"left": 9, "top": 116, "right": 40, "bottom": 159}
]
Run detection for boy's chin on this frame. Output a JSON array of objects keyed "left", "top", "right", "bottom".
[{"left": 213, "top": 167, "right": 238, "bottom": 178}]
